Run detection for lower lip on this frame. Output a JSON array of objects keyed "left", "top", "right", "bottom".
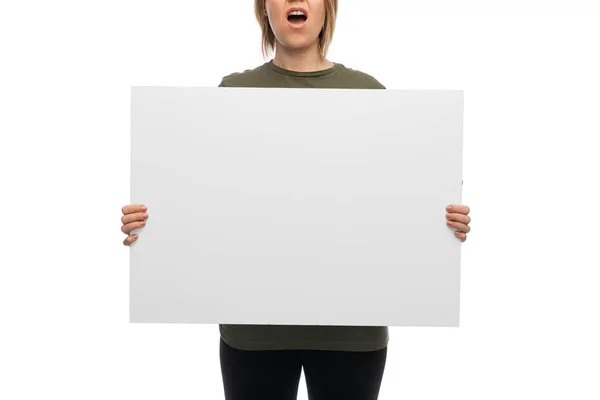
[{"left": 287, "top": 18, "right": 308, "bottom": 29}]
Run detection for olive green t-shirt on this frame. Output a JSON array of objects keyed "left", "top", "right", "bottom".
[{"left": 217, "top": 60, "right": 389, "bottom": 352}]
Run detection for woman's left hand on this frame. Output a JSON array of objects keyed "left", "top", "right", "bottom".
[{"left": 445, "top": 205, "right": 471, "bottom": 242}]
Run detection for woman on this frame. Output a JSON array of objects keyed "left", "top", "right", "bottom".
[{"left": 120, "top": 1, "right": 472, "bottom": 399}]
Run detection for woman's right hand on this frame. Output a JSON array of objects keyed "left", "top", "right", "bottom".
[{"left": 121, "top": 204, "right": 148, "bottom": 246}]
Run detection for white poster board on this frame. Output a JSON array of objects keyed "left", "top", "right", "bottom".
[{"left": 130, "top": 86, "right": 463, "bottom": 327}]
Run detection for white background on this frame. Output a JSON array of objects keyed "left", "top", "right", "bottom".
[{"left": 1, "top": 0, "right": 598, "bottom": 399}]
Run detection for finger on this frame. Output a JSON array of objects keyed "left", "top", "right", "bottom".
[
  {"left": 454, "top": 231, "right": 467, "bottom": 242},
  {"left": 446, "top": 213, "right": 471, "bottom": 225},
  {"left": 123, "top": 234, "right": 139, "bottom": 246},
  {"left": 122, "top": 204, "right": 147, "bottom": 215},
  {"left": 121, "top": 211, "right": 148, "bottom": 225},
  {"left": 447, "top": 220, "right": 471, "bottom": 233},
  {"left": 446, "top": 205, "right": 470, "bottom": 215},
  {"left": 121, "top": 220, "right": 146, "bottom": 235}
]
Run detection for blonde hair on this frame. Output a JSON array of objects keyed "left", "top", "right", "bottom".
[{"left": 254, "top": 0, "right": 338, "bottom": 59}]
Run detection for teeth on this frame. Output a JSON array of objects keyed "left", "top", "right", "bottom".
[{"left": 289, "top": 10, "right": 306, "bottom": 16}]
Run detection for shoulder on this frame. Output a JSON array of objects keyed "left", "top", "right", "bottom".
[
  {"left": 218, "top": 62, "right": 271, "bottom": 87},
  {"left": 334, "top": 63, "right": 386, "bottom": 89}
]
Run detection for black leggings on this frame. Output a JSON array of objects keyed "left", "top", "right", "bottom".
[{"left": 220, "top": 338, "right": 387, "bottom": 400}]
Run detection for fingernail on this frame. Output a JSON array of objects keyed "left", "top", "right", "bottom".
[
  {"left": 141, "top": 206, "right": 147, "bottom": 211},
  {"left": 454, "top": 232, "right": 460, "bottom": 236},
  {"left": 133, "top": 234, "right": 138, "bottom": 238},
  {"left": 447, "top": 221, "right": 452, "bottom": 225},
  {"left": 141, "top": 221, "right": 146, "bottom": 225},
  {"left": 447, "top": 206, "right": 451, "bottom": 211},
  {"left": 143, "top": 213, "right": 148, "bottom": 218}
]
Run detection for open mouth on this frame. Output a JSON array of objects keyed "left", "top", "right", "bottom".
[{"left": 287, "top": 10, "right": 307, "bottom": 25}]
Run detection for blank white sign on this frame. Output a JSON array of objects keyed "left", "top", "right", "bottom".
[{"left": 130, "top": 86, "right": 463, "bottom": 327}]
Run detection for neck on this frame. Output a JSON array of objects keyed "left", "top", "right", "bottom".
[{"left": 272, "top": 41, "right": 334, "bottom": 72}]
